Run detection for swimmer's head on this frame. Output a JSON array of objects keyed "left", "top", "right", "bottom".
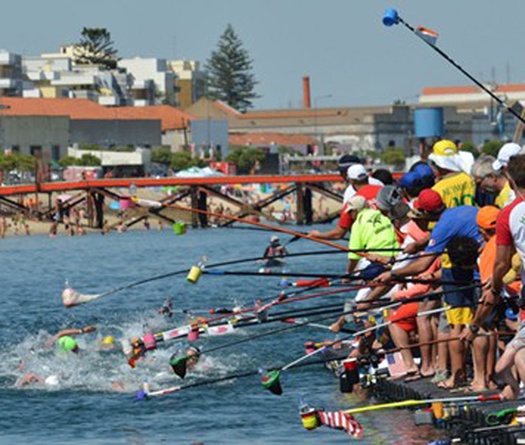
[
  {"left": 45, "top": 375, "right": 59, "bottom": 386},
  {"left": 57, "top": 336, "right": 79, "bottom": 353},
  {"left": 101, "top": 335, "right": 115, "bottom": 347}
]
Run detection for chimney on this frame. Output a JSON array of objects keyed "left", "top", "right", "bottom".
[{"left": 303, "top": 76, "right": 311, "bottom": 108}]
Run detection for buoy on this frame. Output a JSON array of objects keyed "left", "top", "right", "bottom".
[
  {"left": 143, "top": 333, "right": 157, "bottom": 351},
  {"left": 299, "top": 404, "right": 319, "bottom": 431},
  {"left": 187, "top": 327, "right": 200, "bottom": 342},
  {"left": 173, "top": 222, "right": 186, "bottom": 235},
  {"left": 261, "top": 370, "right": 283, "bottom": 395},
  {"left": 187, "top": 257, "right": 206, "bottom": 284}
]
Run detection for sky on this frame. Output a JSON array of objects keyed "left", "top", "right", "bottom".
[{"left": 4, "top": 0, "right": 525, "bottom": 110}]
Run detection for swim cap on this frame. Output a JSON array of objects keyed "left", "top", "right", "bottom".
[
  {"left": 57, "top": 336, "right": 78, "bottom": 352},
  {"left": 101, "top": 335, "right": 115, "bottom": 346},
  {"left": 45, "top": 375, "right": 59, "bottom": 386}
]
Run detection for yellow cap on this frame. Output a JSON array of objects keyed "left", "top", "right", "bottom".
[
  {"left": 432, "top": 139, "right": 458, "bottom": 156},
  {"left": 101, "top": 335, "right": 115, "bottom": 346}
]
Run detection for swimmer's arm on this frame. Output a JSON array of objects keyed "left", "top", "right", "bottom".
[{"left": 52, "top": 325, "right": 97, "bottom": 341}]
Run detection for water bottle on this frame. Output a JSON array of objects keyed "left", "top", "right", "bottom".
[{"left": 129, "top": 182, "right": 137, "bottom": 198}]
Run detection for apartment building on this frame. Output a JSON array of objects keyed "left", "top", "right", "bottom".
[{"left": 168, "top": 60, "right": 206, "bottom": 109}]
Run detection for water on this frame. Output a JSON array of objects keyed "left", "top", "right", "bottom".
[{"left": 0, "top": 227, "right": 442, "bottom": 444}]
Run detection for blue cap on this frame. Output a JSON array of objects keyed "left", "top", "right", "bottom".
[
  {"left": 412, "top": 163, "right": 435, "bottom": 179},
  {"left": 506, "top": 308, "right": 518, "bottom": 321},
  {"left": 400, "top": 171, "right": 423, "bottom": 189}
]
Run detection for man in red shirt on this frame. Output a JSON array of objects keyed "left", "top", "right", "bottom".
[{"left": 310, "top": 164, "right": 382, "bottom": 239}]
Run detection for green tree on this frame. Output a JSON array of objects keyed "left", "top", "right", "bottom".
[
  {"left": 59, "top": 156, "right": 79, "bottom": 167},
  {"left": 77, "top": 153, "right": 101, "bottom": 166},
  {"left": 380, "top": 147, "right": 406, "bottom": 166},
  {"left": 205, "top": 24, "right": 259, "bottom": 112},
  {"left": 152, "top": 147, "right": 173, "bottom": 165},
  {"left": 170, "top": 151, "right": 204, "bottom": 171},
  {"left": 226, "top": 145, "right": 265, "bottom": 174},
  {"left": 459, "top": 141, "right": 479, "bottom": 159},
  {"left": 482, "top": 140, "right": 504, "bottom": 158},
  {"left": 74, "top": 27, "right": 119, "bottom": 69}
]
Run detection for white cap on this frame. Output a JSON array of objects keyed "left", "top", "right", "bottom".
[
  {"left": 44, "top": 375, "right": 59, "bottom": 386},
  {"left": 347, "top": 164, "right": 368, "bottom": 181},
  {"left": 493, "top": 142, "right": 522, "bottom": 171}
]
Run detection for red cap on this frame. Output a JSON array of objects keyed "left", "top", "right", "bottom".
[{"left": 413, "top": 189, "right": 444, "bottom": 213}]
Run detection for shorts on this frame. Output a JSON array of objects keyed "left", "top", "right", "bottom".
[
  {"left": 445, "top": 305, "right": 473, "bottom": 326},
  {"left": 389, "top": 302, "right": 418, "bottom": 332}
]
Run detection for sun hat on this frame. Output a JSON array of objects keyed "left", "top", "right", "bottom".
[
  {"left": 476, "top": 206, "right": 500, "bottom": 230},
  {"left": 428, "top": 139, "right": 474, "bottom": 173},
  {"left": 493, "top": 142, "right": 522, "bottom": 171}
]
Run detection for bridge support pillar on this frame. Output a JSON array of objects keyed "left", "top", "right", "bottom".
[
  {"left": 190, "top": 187, "right": 199, "bottom": 228},
  {"left": 94, "top": 192, "right": 105, "bottom": 229},
  {"left": 198, "top": 190, "right": 208, "bottom": 227},
  {"left": 304, "top": 186, "right": 313, "bottom": 225},
  {"left": 296, "top": 183, "right": 304, "bottom": 226}
]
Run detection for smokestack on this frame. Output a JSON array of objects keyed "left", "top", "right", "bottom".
[{"left": 303, "top": 76, "right": 311, "bottom": 108}]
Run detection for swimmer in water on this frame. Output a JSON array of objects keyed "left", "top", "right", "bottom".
[
  {"left": 45, "top": 325, "right": 97, "bottom": 353},
  {"left": 186, "top": 345, "right": 201, "bottom": 371}
]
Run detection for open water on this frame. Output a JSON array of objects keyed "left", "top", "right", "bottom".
[{"left": 0, "top": 226, "right": 443, "bottom": 444}]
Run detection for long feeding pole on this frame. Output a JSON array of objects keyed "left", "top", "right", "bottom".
[{"left": 382, "top": 8, "right": 525, "bottom": 125}]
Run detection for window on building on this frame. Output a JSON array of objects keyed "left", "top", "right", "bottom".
[
  {"left": 30, "top": 145, "right": 42, "bottom": 158},
  {"left": 51, "top": 145, "right": 60, "bottom": 161},
  {"left": 11, "top": 145, "right": 20, "bottom": 154}
]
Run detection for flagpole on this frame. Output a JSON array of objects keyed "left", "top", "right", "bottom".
[{"left": 383, "top": 8, "right": 525, "bottom": 125}]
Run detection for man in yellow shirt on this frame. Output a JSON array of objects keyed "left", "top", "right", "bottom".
[
  {"left": 429, "top": 140, "right": 476, "bottom": 208},
  {"left": 471, "top": 154, "right": 515, "bottom": 208}
]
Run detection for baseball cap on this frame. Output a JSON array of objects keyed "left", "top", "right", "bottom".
[
  {"left": 476, "top": 205, "right": 500, "bottom": 230},
  {"left": 338, "top": 154, "right": 361, "bottom": 172},
  {"left": 345, "top": 195, "right": 367, "bottom": 212},
  {"left": 413, "top": 189, "right": 444, "bottom": 213},
  {"left": 493, "top": 142, "right": 522, "bottom": 171},
  {"left": 347, "top": 164, "right": 368, "bottom": 181},
  {"left": 399, "top": 171, "right": 423, "bottom": 189},
  {"left": 376, "top": 186, "right": 403, "bottom": 211},
  {"left": 411, "top": 162, "right": 435, "bottom": 179}
]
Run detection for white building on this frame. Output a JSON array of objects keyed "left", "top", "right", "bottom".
[
  {"left": 22, "top": 53, "right": 132, "bottom": 106},
  {"left": 118, "top": 57, "right": 178, "bottom": 106},
  {"left": 0, "top": 50, "right": 31, "bottom": 97}
]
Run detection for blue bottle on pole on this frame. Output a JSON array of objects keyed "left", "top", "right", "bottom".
[{"left": 382, "top": 8, "right": 399, "bottom": 27}]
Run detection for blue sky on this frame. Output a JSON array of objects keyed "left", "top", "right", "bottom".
[{"left": 5, "top": 1, "right": 524, "bottom": 109}]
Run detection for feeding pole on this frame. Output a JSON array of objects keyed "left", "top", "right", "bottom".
[{"left": 382, "top": 8, "right": 525, "bottom": 126}]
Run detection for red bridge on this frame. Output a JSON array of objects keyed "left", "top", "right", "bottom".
[{"left": 0, "top": 174, "right": 345, "bottom": 229}]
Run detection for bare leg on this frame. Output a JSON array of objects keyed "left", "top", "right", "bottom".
[
  {"left": 389, "top": 324, "right": 418, "bottom": 373},
  {"left": 416, "top": 312, "right": 435, "bottom": 376},
  {"left": 470, "top": 333, "right": 488, "bottom": 391},
  {"left": 439, "top": 324, "right": 466, "bottom": 388}
]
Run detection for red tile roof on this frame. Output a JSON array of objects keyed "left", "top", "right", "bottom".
[
  {"left": 114, "top": 106, "right": 194, "bottom": 131},
  {"left": 230, "top": 132, "right": 318, "bottom": 146},
  {"left": 422, "top": 83, "right": 525, "bottom": 96},
  {"left": 0, "top": 98, "right": 194, "bottom": 131}
]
